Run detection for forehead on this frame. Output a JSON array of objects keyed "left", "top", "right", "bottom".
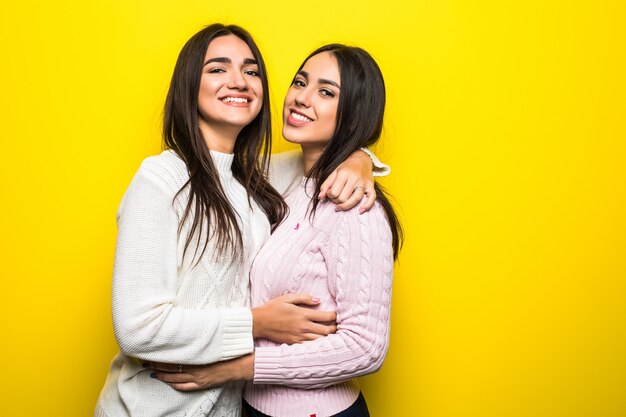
[
  {"left": 302, "top": 52, "right": 340, "bottom": 81},
  {"left": 204, "top": 34, "right": 255, "bottom": 61}
]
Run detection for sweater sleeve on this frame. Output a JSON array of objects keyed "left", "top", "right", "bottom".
[
  {"left": 111, "top": 165, "right": 253, "bottom": 365},
  {"left": 268, "top": 149, "right": 304, "bottom": 196},
  {"left": 268, "top": 149, "right": 390, "bottom": 196},
  {"left": 253, "top": 203, "right": 394, "bottom": 388}
]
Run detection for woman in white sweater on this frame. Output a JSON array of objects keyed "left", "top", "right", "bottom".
[{"left": 94, "top": 24, "right": 381, "bottom": 417}]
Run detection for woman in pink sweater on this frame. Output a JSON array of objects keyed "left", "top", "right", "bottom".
[{"left": 150, "top": 44, "right": 402, "bottom": 417}]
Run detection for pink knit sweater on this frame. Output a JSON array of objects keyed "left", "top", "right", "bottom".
[{"left": 243, "top": 179, "right": 394, "bottom": 417}]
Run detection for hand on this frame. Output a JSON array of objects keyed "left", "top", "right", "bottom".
[
  {"left": 319, "top": 149, "right": 376, "bottom": 214},
  {"left": 252, "top": 293, "right": 337, "bottom": 344},
  {"left": 146, "top": 354, "right": 254, "bottom": 391}
]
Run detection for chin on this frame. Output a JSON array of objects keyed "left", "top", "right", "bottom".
[{"left": 281, "top": 130, "right": 305, "bottom": 145}]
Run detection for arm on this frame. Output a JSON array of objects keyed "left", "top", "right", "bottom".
[
  {"left": 113, "top": 161, "right": 335, "bottom": 365},
  {"left": 252, "top": 205, "right": 394, "bottom": 388},
  {"left": 269, "top": 149, "right": 390, "bottom": 212},
  {"left": 111, "top": 166, "right": 253, "bottom": 364},
  {"left": 151, "top": 204, "right": 394, "bottom": 390}
]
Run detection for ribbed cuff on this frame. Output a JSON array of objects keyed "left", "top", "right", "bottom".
[
  {"left": 252, "top": 346, "right": 283, "bottom": 383},
  {"left": 359, "top": 148, "right": 390, "bottom": 177},
  {"left": 220, "top": 307, "right": 254, "bottom": 359}
]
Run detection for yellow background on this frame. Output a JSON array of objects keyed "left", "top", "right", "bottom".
[{"left": 1, "top": 1, "right": 625, "bottom": 416}]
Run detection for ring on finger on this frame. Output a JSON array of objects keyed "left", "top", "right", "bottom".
[
  {"left": 354, "top": 185, "right": 366, "bottom": 192},
  {"left": 178, "top": 364, "right": 183, "bottom": 373}
]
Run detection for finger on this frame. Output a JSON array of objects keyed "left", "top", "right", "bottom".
[
  {"left": 358, "top": 187, "right": 377, "bottom": 214},
  {"left": 151, "top": 371, "right": 193, "bottom": 383},
  {"left": 319, "top": 171, "right": 337, "bottom": 201},
  {"left": 306, "top": 309, "right": 337, "bottom": 323},
  {"left": 301, "top": 333, "right": 325, "bottom": 341},
  {"left": 144, "top": 362, "right": 181, "bottom": 372},
  {"left": 280, "top": 293, "right": 321, "bottom": 306},
  {"left": 326, "top": 174, "right": 348, "bottom": 201},
  {"left": 306, "top": 321, "right": 337, "bottom": 337},
  {"left": 334, "top": 188, "right": 365, "bottom": 212},
  {"left": 167, "top": 382, "right": 203, "bottom": 392}
]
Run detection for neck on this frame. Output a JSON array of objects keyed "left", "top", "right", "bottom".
[
  {"left": 199, "top": 121, "right": 241, "bottom": 154},
  {"left": 300, "top": 144, "right": 325, "bottom": 175}
]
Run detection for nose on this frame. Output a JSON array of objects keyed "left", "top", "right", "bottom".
[
  {"left": 226, "top": 70, "right": 247, "bottom": 90},
  {"left": 294, "top": 87, "right": 311, "bottom": 108}
]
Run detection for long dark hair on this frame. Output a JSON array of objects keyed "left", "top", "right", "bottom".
[
  {"left": 300, "top": 44, "right": 403, "bottom": 259},
  {"left": 163, "top": 23, "right": 287, "bottom": 263}
]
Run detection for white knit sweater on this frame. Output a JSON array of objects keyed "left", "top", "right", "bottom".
[
  {"left": 95, "top": 149, "right": 292, "bottom": 417},
  {"left": 95, "top": 149, "right": 387, "bottom": 417}
]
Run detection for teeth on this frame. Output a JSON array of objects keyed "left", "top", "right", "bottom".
[
  {"left": 222, "top": 97, "right": 248, "bottom": 103},
  {"left": 291, "top": 111, "right": 312, "bottom": 122}
]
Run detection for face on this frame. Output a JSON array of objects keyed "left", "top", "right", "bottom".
[
  {"left": 282, "top": 51, "right": 340, "bottom": 149},
  {"left": 198, "top": 34, "right": 264, "bottom": 137}
]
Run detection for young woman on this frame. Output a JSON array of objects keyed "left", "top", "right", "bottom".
[
  {"left": 94, "top": 25, "right": 383, "bottom": 417},
  {"left": 149, "top": 45, "right": 402, "bottom": 417}
]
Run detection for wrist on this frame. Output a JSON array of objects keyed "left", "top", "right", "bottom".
[
  {"left": 240, "top": 352, "right": 255, "bottom": 381},
  {"left": 356, "top": 148, "right": 375, "bottom": 171},
  {"left": 354, "top": 148, "right": 374, "bottom": 172},
  {"left": 251, "top": 306, "right": 267, "bottom": 339}
]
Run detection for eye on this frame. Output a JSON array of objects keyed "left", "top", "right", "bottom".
[
  {"left": 208, "top": 68, "right": 225, "bottom": 74},
  {"left": 292, "top": 78, "right": 306, "bottom": 88},
  {"left": 244, "top": 69, "right": 259, "bottom": 77},
  {"left": 320, "top": 89, "right": 336, "bottom": 98}
]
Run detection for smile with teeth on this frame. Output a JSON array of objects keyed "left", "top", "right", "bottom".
[
  {"left": 291, "top": 111, "right": 313, "bottom": 122},
  {"left": 222, "top": 97, "right": 249, "bottom": 103}
]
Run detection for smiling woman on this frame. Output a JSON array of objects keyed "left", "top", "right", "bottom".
[
  {"left": 198, "top": 36, "right": 264, "bottom": 152},
  {"left": 93, "top": 24, "right": 382, "bottom": 417},
  {"left": 282, "top": 51, "right": 340, "bottom": 159}
]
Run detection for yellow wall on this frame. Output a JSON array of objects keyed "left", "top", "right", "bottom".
[{"left": 1, "top": 1, "right": 625, "bottom": 416}]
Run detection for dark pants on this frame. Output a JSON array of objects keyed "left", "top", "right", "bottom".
[{"left": 243, "top": 392, "right": 370, "bottom": 417}]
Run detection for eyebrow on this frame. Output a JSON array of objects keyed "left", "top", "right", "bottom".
[
  {"left": 204, "top": 57, "right": 258, "bottom": 66},
  {"left": 298, "top": 70, "right": 340, "bottom": 89}
]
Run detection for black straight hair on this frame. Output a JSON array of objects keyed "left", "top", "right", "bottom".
[
  {"left": 299, "top": 44, "right": 403, "bottom": 259},
  {"left": 163, "top": 23, "right": 287, "bottom": 263}
]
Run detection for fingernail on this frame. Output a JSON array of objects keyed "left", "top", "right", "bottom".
[
  {"left": 311, "top": 297, "right": 320, "bottom": 303},
  {"left": 334, "top": 206, "right": 340, "bottom": 212},
  {"left": 150, "top": 372, "right": 157, "bottom": 378}
]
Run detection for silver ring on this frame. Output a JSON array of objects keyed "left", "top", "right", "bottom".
[
  {"left": 178, "top": 364, "right": 183, "bottom": 373},
  {"left": 354, "top": 185, "right": 366, "bottom": 192}
]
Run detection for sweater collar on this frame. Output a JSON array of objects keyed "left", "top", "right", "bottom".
[{"left": 209, "top": 150, "right": 235, "bottom": 179}]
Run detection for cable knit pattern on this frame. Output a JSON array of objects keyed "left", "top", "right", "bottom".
[
  {"left": 95, "top": 150, "right": 273, "bottom": 417},
  {"left": 244, "top": 178, "right": 394, "bottom": 417}
]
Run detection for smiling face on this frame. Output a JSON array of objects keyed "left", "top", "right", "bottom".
[
  {"left": 282, "top": 51, "right": 340, "bottom": 151},
  {"left": 197, "top": 34, "right": 263, "bottom": 150}
]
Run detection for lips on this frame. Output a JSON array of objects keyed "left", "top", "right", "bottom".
[
  {"left": 286, "top": 108, "right": 314, "bottom": 126},
  {"left": 220, "top": 95, "right": 252, "bottom": 106}
]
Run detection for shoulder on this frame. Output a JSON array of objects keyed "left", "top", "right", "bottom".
[
  {"left": 134, "top": 150, "right": 189, "bottom": 195},
  {"left": 315, "top": 199, "right": 390, "bottom": 236},
  {"left": 340, "top": 200, "right": 389, "bottom": 229},
  {"left": 323, "top": 200, "right": 394, "bottom": 266}
]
